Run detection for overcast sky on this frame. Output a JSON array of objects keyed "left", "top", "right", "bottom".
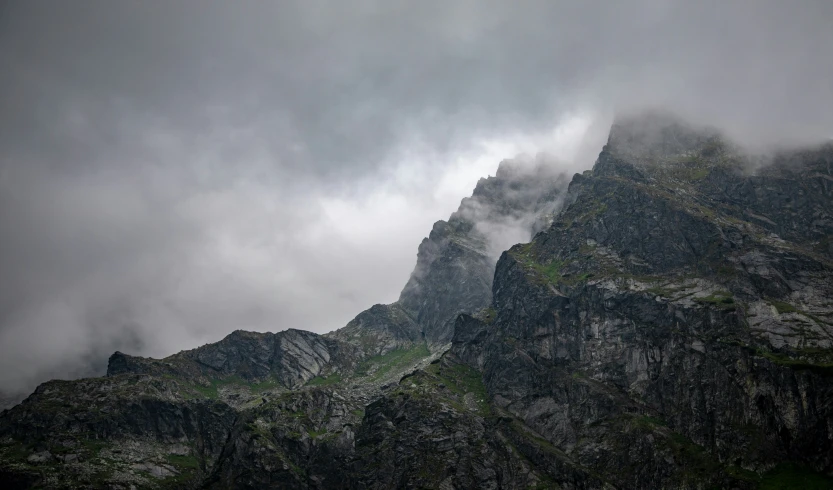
[{"left": 1, "top": 0, "right": 832, "bottom": 397}]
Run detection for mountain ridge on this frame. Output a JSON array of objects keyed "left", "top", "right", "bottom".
[{"left": 2, "top": 113, "right": 833, "bottom": 489}]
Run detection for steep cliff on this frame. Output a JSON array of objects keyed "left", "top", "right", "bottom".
[
  {"left": 398, "top": 160, "right": 570, "bottom": 349},
  {"left": 2, "top": 114, "right": 833, "bottom": 489},
  {"left": 452, "top": 113, "right": 833, "bottom": 488}
]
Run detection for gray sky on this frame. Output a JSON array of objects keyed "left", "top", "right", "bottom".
[{"left": 1, "top": 0, "right": 832, "bottom": 396}]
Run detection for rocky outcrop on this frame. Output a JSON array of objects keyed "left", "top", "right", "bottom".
[
  {"left": 108, "top": 328, "right": 363, "bottom": 389},
  {"left": 2, "top": 113, "right": 833, "bottom": 489},
  {"left": 397, "top": 217, "right": 494, "bottom": 350},
  {"left": 327, "top": 303, "right": 420, "bottom": 357},
  {"left": 450, "top": 113, "right": 833, "bottom": 487},
  {"left": 398, "top": 160, "right": 571, "bottom": 348},
  {"left": 348, "top": 355, "right": 607, "bottom": 490},
  {"left": 0, "top": 374, "right": 237, "bottom": 488},
  {"left": 205, "top": 388, "right": 363, "bottom": 489}
]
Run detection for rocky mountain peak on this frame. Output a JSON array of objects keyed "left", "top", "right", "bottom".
[
  {"left": 606, "top": 110, "right": 723, "bottom": 160},
  {"left": 2, "top": 113, "right": 832, "bottom": 489},
  {"left": 397, "top": 157, "right": 571, "bottom": 348}
]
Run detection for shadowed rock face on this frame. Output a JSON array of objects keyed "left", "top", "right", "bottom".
[
  {"left": 326, "top": 303, "right": 420, "bottom": 357},
  {"left": 108, "top": 328, "right": 363, "bottom": 389},
  {"left": 451, "top": 113, "right": 833, "bottom": 487},
  {"left": 3, "top": 113, "right": 833, "bottom": 489},
  {"left": 398, "top": 160, "right": 571, "bottom": 349}
]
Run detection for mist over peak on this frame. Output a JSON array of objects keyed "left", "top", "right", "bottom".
[{"left": 2, "top": 0, "right": 833, "bottom": 406}]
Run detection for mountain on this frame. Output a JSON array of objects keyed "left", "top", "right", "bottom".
[
  {"left": 2, "top": 113, "right": 833, "bottom": 489},
  {"left": 0, "top": 155, "right": 571, "bottom": 489},
  {"left": 450, "top": 113, "right": 833, "bottom": 488},
  {"left": 397, "top": 161, "right": 570, "bottom": 350}
]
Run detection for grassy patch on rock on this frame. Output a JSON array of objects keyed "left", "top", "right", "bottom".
[
  {"left": 306, "top": 373, "right": 343, "bottom": 387},
  {"left": 757, "top": 351, "right": 833, "bottom": 377},
  {"left": 694, "top": 290, "right": 736, "bottom": 310},
  {"left": 187, "top": 375, "right": 282, "bottom": 399},
  {"left": 769, "top": 299, "right": 798, "bottom": 314},
  {"left": 354, "top": 343, "right": 431, "bottom": 382},
  {"left": 509, "top": 243, "right": 570, "bottom": 286},
  {"left": 759, "top": 462, "right": 833, "bottom": 490}
]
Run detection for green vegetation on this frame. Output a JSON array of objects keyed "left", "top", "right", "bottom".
[
  {"left": 247, "top": 421, "right": 276, "bottom": 442},
  {"left": 507, "top": 418, "right": 568, "bottom": 458},
  {"left": 802, "top": 312, "right": 833, "bottom": 326},
  {"left": 667, "top": 432, "right": 722, "bottom": 483},
  {"left": 719, "top": 337, "right": 833, "bottom": 377},
  {"left": 479, "top": 307, "right": 497, "bottom": 324},
  {"left": 189, "top": 383, "right": 218, "bottom": 398},
  {"left": 646, "top": 284, "right": 691, "bottom": 298},
  {"left": 572, "top": 272, "right": 592, "bottom": 283},
  {"left": 426, "top": 362, "right": 490, "bottom": 415},
  {"left": 578, "top": 201, "right": 608, "bottom": 223},
  {"left": 610, "top": 414, "right": 762, "bottom": 484},
  {"left": 769, "top": 300, "right": 798, "bottom": 314},
  {"left": 188, "top": 375, "right": 282, "bottom": 399},
  {"left": 666, "top": 161, "right": 710, "bottom": 181},
  {"left": 766, "top": 299, "right": 833, "bottom": 326},
  {"left": 307, "top": 428, "right": 328, "bottom": 438},
  {"left": 165, "top": 454, "right": 200, "bottom": 470},
  {"left": 537, "top": 260, "right": 564, "bottom": 283},
  {"left": 553, "top": 197, "right": 609, "bottom": 230},
  {"left": 759, "top": 463, "right": 833, "bottom": 489},
  {"left": 509, "top": 243, "right": 574, "bottom": 286},
  {"left": 287, "top": 410, "right": 307, "bottom": 420},
  {"left": 511, "top": 422, "right": 558, "bottom": 455},
  {"left": 0, "top": 440, "right": 31, "bottom": 462},
  {"left": 723, "top": 464, "right": 761, "bottom": 484},
  {"left": 694, "top": 291, "right": 736, "bottom": 310},
  {"left": 284, "top": 456, "right": 307, "bottom": 478},
  {"left": 528, "top": 480, "right": 561, "bottom": 490},
  {"left": 689, "top": 167, "right": 709, "bottom": 180},
  {"left": 160, "top": 454, "right": 201, "bottom": 487},
  {"left": 354, "top": 343, "right": 431, "bottom": 381},
  {"left": 249, "top": 378, "right": 283, "bottom": 392},
  {"left": 757, "top": 350, "right": 833, "bottom": 377},
  {"left": 79, "top": 438, "right": 108, "bottom": 455}
]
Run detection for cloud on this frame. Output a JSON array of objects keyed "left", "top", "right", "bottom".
[{"left": 1, "top": 0, "right": 832, "bottom": 399}]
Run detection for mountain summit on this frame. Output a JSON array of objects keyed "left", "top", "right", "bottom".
[{"left": 2, "top": 114, "right": 832, "bottom": 489}]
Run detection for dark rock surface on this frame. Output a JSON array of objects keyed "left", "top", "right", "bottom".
[
  {"left": 2, "top": 113, "right": 833, "bottom": 489},
  {"left": 108, "top": 328, "right": 362, "bottom": 389},
  {"left": 399, "top": 160, "right": 570, "bottom": 349},
  {"left": 327, "top": 303, "right": 420, "bottom": 357},
  {"left": 460, "top": 113, "right": 833, "bottom": 487}
]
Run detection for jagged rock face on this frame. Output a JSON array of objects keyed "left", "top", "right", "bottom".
[
  {"left": 327, "top": 303, "right": 420, "bottom": 357},
  {"left": 399, "top": 160, "right": 570, "bottom": 348},
  {"left": 205, "top": 389, "right": 363, "bottom": 489},
  {"left": 349, "top": 359, "right": 593, "bottom": 490},
  {"left": 109, "top": 328, "right": 362, "bottom": 389},
  {"left": 0, "top": 375, "right": 237, "bottom": 488},
  {"left": 397, "top": 218, "right": 494, "bottom": 350},
  {"left": 3, "top": 113, "right": 833, "bottom": 489},
  {"left": 451, "top": 114, "right": 833, "bottom": 487}
]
